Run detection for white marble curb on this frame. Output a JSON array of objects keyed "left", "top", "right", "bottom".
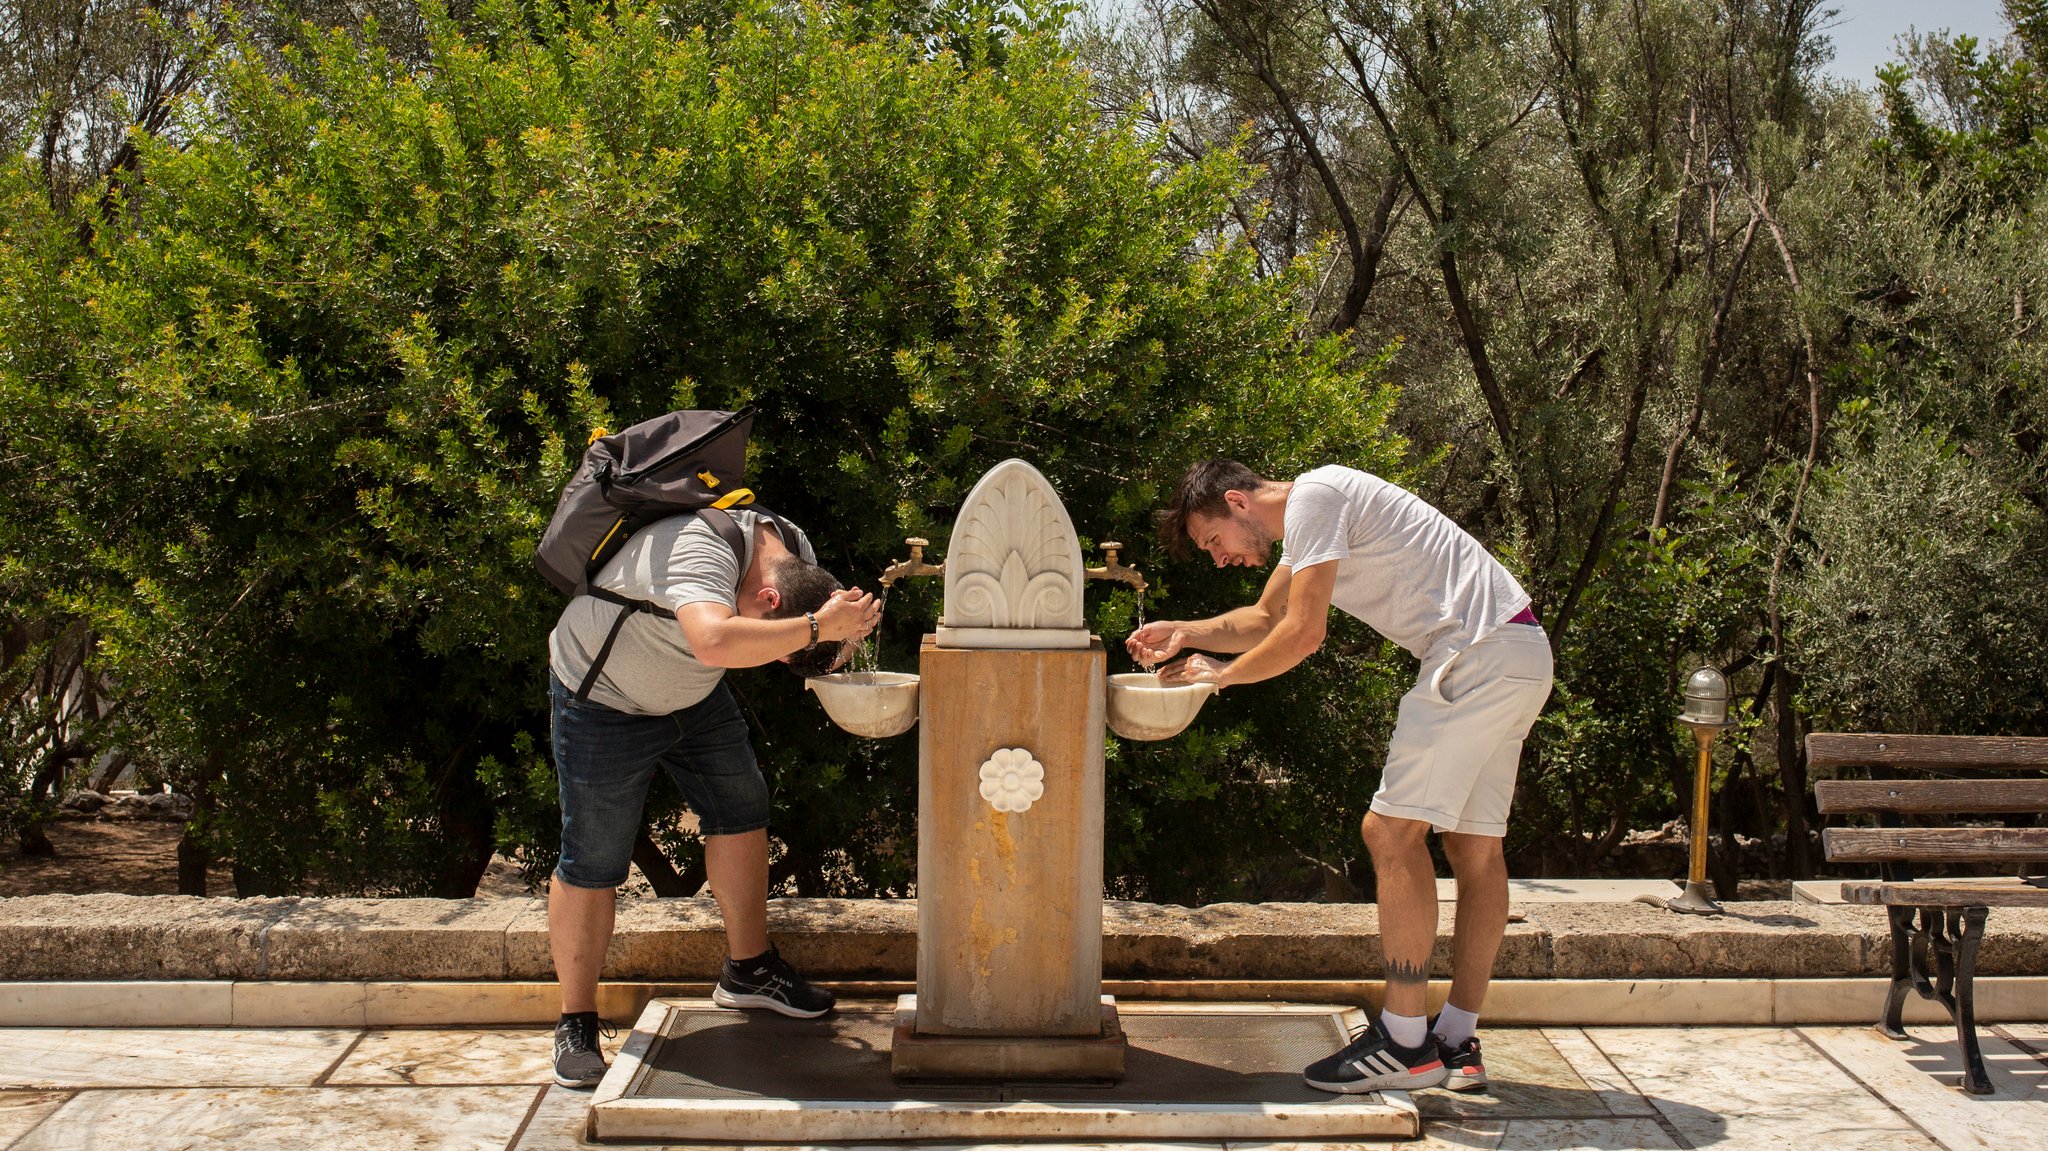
[
  {"left": 587, "top": 999, "right": 1420, "bottom": 1143},
  {"left": 2, "top": 977, "right": 2045, "bottom": 1028}
]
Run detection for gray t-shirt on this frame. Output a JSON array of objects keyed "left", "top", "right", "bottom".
[
  {"left": 1277, "top": 465, "right": 1530, "bottom": 660},
  {"left": 548, "top": 509, "right": 816, "bottom": 715}
]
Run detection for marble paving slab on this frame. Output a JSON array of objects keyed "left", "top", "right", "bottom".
[
  {"left": 1435, "top": 879, "right": 1682, "bottom": 903},
  {"left": 2001, "top": 1023, "right": 2048, "bottom": 1047},
  {"left": 7, "top": 1086, "right": 537, "bottom": 1151},
  {"left": 1412, "top": 1029, "right": 1623, "bottom": 1120},
  {"left": 1800, "top": 1025, "right": 2048, "bottom": 1151},
  {"left": 0, "top": 1091, "right": 69, "bottom": 1147},
  {"left": 507, "top": 1084, "right": 598, "bottom": 1151},
  {"left": 512, "top": 1081, "right": 1245, "bottom": 1151},
  {"left": 327, "top": 1028, "right": 555, "bottom": 1085},
  {"left": 1538, "top": 1028, "right": 1657, "bottom": 1116},
  {"left": 1227, "top": 1122, "right": 1506, "bottom": 1150},
  {"left": 1587, "top": 1026, "right": 1943, "bottom": 1149},
  {"left": 1491, "top": 1117, "right": 1681, "bottom": 1149},
  {"left": 1793, "top": 880, "right": 1847, "bottom": 904},
  {"left": 0, "top": 1028, "right": 355, "bottom": 1088}
]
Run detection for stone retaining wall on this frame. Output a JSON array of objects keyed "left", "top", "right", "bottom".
[{"left": 4, "top": 895, "right": 2045, "bottom": 982}]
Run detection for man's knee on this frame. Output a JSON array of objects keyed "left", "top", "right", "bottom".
[
  {"left": 1440, "top": 831, "right": 1504, "bottom": 874},
  {"left": 1360, "top": 810, "right": 1431, "bottom": 858}
]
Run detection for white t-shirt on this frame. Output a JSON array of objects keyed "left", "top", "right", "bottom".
[
  {"left": 548, "top": 509, "right": 815, "bottom": 715},
  {"left": 1278, "top": 466, "right": 1530, "bottom": 660}
]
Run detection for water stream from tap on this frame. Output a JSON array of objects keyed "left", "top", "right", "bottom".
[
  {"left": 849, "top": 586, "right": 888, "bottom": 676},
  {"left": 1133, "top": 592, "right": 1154, "bottom": 673}
]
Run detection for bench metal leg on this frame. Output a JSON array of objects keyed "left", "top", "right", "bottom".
[
  {"left": 1930, "top": 908, "right": 1961, "bottom": 1013},
  {"left": 1950, "top": 906, "right": 1992, "bottom": 1096},
  {"left": 1886, "top": 904, "right": 1996, "bottom": 1094},
  {"left": 1880, "top": 905, "right": 1916, "bottom": 1039}
]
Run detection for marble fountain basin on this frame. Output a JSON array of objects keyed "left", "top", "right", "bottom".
[
  {"left": 1105, "top": 672, "right": 1215, "bottom": 740},
  {"left": 807, "top": 671, "right": 921, "bottom": 738}
]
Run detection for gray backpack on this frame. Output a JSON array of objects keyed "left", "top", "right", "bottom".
[{"left": 535, "top": 406, "right": 794, "bottom": 701}]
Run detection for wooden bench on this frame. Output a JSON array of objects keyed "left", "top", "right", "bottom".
[{"left": 1808, "top": 733, "right": 2048, "bottom": 1094}]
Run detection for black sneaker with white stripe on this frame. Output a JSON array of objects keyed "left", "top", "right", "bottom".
[
  {"left": 1303, "top": 1017, "right": 1448, "bottom": 1093},
  {"left": 712, "top": 945, "right": 836, "bottom": 1018}
]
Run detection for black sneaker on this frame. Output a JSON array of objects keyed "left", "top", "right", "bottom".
[
  {"left": 712, "top": 945, "right": 836, "bottom": 1018},
  {"left": 1303, "top": 1017, "right": 1448, "bottom": 1094},
  {"left": 552, "top": 1012, "right": 613, "bottom": 1088},
  {"left": 1436, "top": 1034, "right": 1487, "bottom": 1092}
]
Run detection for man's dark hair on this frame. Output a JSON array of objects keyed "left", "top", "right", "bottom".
[
  {"left": 1157, "top": 459, "right": 1269, "bottom": 561},
  {"left": 767, "top": 555, "right": 849, "bottom": 677}
]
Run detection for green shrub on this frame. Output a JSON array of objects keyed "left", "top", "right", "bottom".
[{"left": 0, "top": 0, "right": 1401, "bottom": 895}]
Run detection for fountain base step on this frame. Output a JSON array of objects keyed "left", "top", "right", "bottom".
[
  {"left": 890, "top": 993, "right": 1126, "bottom": 1080},
  {"left": 588, "top": 998, "right": 1421, "bottom": 1143}
]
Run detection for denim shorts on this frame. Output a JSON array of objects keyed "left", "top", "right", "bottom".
[{"left": 549, "top": 671, "right": 770, "bottom": 890}]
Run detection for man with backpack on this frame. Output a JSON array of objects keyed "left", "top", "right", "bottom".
[{"left": 536, "top": 410, "right": 882, "bottom": 1089}]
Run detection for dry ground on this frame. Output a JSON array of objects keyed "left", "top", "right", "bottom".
[{"left": 0, "top": 819, "right": 545, "bottom": 899}]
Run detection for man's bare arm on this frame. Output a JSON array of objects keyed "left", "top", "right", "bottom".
[
  {"left": 676, "top": 590, "right": 876, "bottom": 669},
  {"left": 1157, "top": 561, "right": 1333, "bottom": 688},
  {"left": 1127, "top": 566, "right": 1293, "bottom": 662}
]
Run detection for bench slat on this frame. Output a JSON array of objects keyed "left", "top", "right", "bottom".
[
  {"left": 1839, "top": 877, "right": 2048, "bottom": 908},
  {"left": 1822, "top": 826, "right": 2048, "bottom": 862},
  {"left": 1807, "top": 733, "right": 2048, "bottom": 772},
  {"left": 1815, "top": 779, "right": 2048, "bottom": 814}
]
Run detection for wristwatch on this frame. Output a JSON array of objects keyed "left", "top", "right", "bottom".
[{"left": 803, "top": 612, "right": 819, "bottom": 652}]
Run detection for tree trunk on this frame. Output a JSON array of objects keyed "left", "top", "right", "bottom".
[
  {"left": 177, "top": 829, "right": 209, "bottom": 896},
  {"left": 1774, "top": 664, "right": 1812, "bottom": 878},
  {"left": 631, "top": 831, "right": 707, "bottom": 898}
]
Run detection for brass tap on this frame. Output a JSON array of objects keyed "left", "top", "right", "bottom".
[
  {"left": 1085, "top": 541, "right": 1147, "bottom": 595},
  {"left": 880, "top": 537, "right": 945, "bottom": 589}
]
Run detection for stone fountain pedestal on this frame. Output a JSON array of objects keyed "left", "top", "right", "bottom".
[{"left": 890, "top": 636, "right": 1123, "bottom": 1079}]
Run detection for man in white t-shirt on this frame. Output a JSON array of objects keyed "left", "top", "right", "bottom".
[
  {"left": 1129, "top": 459, "right": 1552, "bottom": 1095},
  {"left": 544, "top": 507, "right": 881, "bottom": 1089}
]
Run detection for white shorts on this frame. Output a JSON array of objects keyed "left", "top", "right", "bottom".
[{"left": 1370, "top": 625, "right": 1554, "bottom": 837}]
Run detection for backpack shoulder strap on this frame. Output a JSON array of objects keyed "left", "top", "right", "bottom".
[
  {"left": 695, "top": 506, "right": 751, "bottom": 577},
  {"left": 570, "top": 509, "right": 761, "bottom": 705},
  {"left": 572, "top": 589, "right": 667, "bottom": 704}
]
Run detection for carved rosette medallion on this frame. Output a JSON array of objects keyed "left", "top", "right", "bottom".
[
  {"left": 937, "top": 458, "right": 1089, "bottom": 649},
  {"left": 978, "top": 747, "right": 1046, "bottom": 814}
]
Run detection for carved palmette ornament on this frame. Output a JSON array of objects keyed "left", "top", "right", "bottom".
[{"left": 937, "top": 459, "right": 1088, "bottom": 648}]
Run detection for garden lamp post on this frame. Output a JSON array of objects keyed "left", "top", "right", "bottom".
[{"left": 1666, "top": 666, "right": 1736, "bottom": 916}]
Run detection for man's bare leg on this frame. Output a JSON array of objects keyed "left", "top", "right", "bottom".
[
  {"left": 1361, "top": 811, "right": 1438, "bottom": 1020},
  {"left": 550, "top": 876, "right": 616, "bottom": 1014},
  {"left": 705, "top": 829, "right": 769, "bottom": 960},
  {"left": 1440, "top": 831, "right": 1509, "bottom": 1017}
]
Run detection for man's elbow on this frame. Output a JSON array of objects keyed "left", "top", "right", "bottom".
[
  {"left": 680, "top": 627, "right": 740, "bottom": 669},
  {"left": 1286, "top": 623, "right": 1327, "bottom": 662}
]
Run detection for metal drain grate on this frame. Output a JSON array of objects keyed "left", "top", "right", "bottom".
[
  {"left": 625, "top": 1004, "right": 1356, "bottom": 1106},
  {"left": 1026, "top": 1010, "right": 1352, "bottom": 1104},
  {"left": 628, "top": 1009, "right": 998, "bottom": 1102}
]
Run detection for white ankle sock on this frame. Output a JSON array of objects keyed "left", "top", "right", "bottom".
[
  {"left": 1379, "top": 1010, "right": 1428, "bottom": 1049},
  {"left": 1434, "top": 1002, "right": 1480, "bottom": 1046}
]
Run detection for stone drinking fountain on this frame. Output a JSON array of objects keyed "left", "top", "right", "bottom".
[
  {"left": 807, "top": 458, "right": 1212, "bottom": 1079},
  {"left": 586, "top": 459, "right": 1420, "bottom": 1142}
]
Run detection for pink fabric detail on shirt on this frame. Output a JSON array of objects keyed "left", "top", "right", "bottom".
[{"left": 1506, "top": 605, "right": 1538, "bottom": 625}]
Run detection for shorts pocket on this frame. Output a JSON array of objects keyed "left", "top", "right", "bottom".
[{"left": 1427, "top": 651, "right": 1464, "bottom": 705}]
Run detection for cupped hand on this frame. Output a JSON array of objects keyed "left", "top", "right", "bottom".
[
  {"left": 1125, "top": 621, "right": 1185, "bottom": 666},
  {"left": 815, "top": 587, "right": 881, "bottom": 644},
  {"left": 1157, "top": 653, "right": 1227, "bottom": 687}
]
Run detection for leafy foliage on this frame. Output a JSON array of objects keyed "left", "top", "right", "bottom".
[{"left": 0, "top": 0, "right": 1399, "bottom": 895}]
